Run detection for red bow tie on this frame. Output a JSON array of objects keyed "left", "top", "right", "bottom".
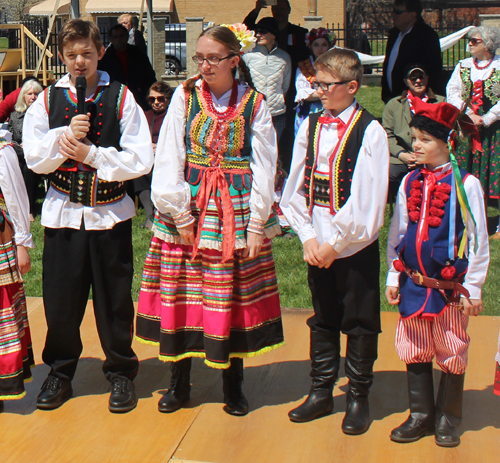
[{"left": 319, "top": 116, "right": 344, "bottom": 126}]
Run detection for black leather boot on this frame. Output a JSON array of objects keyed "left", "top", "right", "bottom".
[
  {"left": 222, "top": 358, "right": 249, "bottom": 416},
  {"left": 288, "top": 330, "right": 340, "bottom": 423},
  {"left": 158, "top": 358, "right": 191, "bottom": 413},
  {"left": 342, "top": 334, "right": 378, "bottom": 435},
  {"left": 390, "top": 363, "right": 435, "bottom": 443},
  {"left": 434, "top": 372, "right": 464, "bottom": 447}
]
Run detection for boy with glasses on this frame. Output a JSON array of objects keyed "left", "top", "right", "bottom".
[{"left": 280, "top": 48, "right": 389, "bottom": 435}]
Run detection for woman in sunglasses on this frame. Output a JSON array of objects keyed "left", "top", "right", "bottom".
[
  {"left": 294, "top": 28, "right": 336, "bottom": 135},
  {"left": 135, "top": 82, "right": 173, "bottom": 229},
  {"left": 135, "top": 25, "right": 283, "bottom": 416},
  {"left": 447, "top": 26, "right": 500, "bottom": 237}
]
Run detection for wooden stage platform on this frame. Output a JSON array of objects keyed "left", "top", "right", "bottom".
[{"left": 1, "top": 298, "right": 500, "bottom": 463}]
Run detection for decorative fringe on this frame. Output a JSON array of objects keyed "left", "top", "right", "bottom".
[
  {"left": 134, "top": 335, "right": 160, "bottom": 347},
  {"left": 152, "top": 227, "right": 181, "bottom": 244},
  {"left": 155, "top": 341, "right": 285, "bottom": 369},
  {"left": 0, "top": 390, "right": 26, "bottom": 401}
]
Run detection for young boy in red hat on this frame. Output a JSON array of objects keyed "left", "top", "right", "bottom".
[{"left": 386, "top": 98, "right": 489, "bottom": 447}]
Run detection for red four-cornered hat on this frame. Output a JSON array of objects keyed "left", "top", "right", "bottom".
[{"left": 411, "top": 98, "right": 460, "bottom": 130}]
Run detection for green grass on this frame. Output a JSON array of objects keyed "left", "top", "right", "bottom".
[
  {"left": 0, "top": 37, "right": 8, "bottom": 49},
  {"left": 21, "top": 87, "right": 500, "bottom": 316}
]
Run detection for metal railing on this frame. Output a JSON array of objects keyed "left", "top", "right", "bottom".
[
  {"left": 327, "top": 22, "right": 471, "bottom": 70},
  {"left": 8, "top": 18, "right": 472, "bottom": 82}
]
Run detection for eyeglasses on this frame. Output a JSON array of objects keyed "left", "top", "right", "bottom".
[
  {"left": 192, "top": 54, "right": 236, "bottom": 66},
  {"left": 468, "top": 38, "right": 484, "bottom": 46},
  {"left": 312, "top": 80, "right": 351, "bottom": 91},
  {"left": 408, "top": 74, "right": 426, "bottom": 82},
  {"left": 392, "top": 8, "right": 408, "bottom": 14},
  {"left": 148, "top": 95, "right": 168, "bottom": 104}
]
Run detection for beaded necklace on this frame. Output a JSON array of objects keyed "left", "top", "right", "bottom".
[
  {"left": 201, "top": 79, "right": 238, "bottom": 121},
  {"left": 474, "top": 56, "right": 494, "bottom": 70}
]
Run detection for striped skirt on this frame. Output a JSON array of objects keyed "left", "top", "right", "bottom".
[
  {"left": 0, "top": 219, "right": 34, "bottom": 400},
  {"left": 136, "top": 238, "right": 284, "bottom": 369}
]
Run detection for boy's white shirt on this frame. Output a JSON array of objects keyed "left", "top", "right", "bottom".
[
  {"left": 23, "top": 71, "right": 154, "bottom": 230},
  {"left": 280, "top": 100, "right": 390, "bottom": 258},
  {"left": 386, "top": 162, "right": 490, "bottom": 300}
]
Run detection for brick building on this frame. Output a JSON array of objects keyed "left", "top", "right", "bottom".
[
  {"left": 171, "top": 0, "right": 344, "bottom": 28},
  {"left": 422, "top": 0, "right": 500, "bottom": 26}
]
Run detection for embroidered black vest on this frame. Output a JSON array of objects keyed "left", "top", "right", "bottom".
[
  {"left": 304, "top": 108, "right": 376, "bottom": 213},
  {"left": 46, "top": 81, "right": 127, "bottom": 206}
]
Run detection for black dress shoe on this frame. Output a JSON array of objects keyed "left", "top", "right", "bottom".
[
  {"left": 37, "top": 376, "right": 73, "bottom": 410},
  {"left": 109, "top": 378, "right": 137, "bottom": 413}
]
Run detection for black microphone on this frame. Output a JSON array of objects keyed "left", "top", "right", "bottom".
[{"left": 75, "top": 76, "right": 87, "bottom": 115}]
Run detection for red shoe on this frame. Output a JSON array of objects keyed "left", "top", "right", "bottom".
[{"left": 494, "top": 364, "right": 500, "bottom": 397}]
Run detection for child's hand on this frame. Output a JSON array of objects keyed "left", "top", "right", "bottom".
[
  {"left": 59, "top": 132, "right": 92, "bottom": 162},
  {"left": 16, "top": 246, "right": 31, "bottom": 275},
  {"left": 461, "top": 297, "right": 483, "bottom": 316},
  {"left": 70, "top": 113, "right": 91, "bottom": 139},
  {"left": 303, "top": 238, "right": 323, "bottom": 266},
  {"left": 385, "top": 286, "right": 400, "bottom": 305},
  {"left": 317, "top": 242, "right": 338, "bottom": 269},
  {"left": 178, "top": 223, "right": 195, "bottom": 246},
  {"left": 243, "top": 231, "right": 264, "bottom": 259}
]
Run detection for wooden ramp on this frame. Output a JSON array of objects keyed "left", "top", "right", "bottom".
[{"left": 1, "top": 298, "right": 499, "bottom": 463}]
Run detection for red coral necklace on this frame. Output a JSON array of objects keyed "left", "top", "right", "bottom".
[
  {"left": 474, "top": 56, "right": 494, "bottom": 70},
  {"left": 407, "top": 170, "right": 451, "bottom": 230}
]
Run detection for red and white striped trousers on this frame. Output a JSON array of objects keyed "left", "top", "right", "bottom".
[{"left": 395, "top": 306, "right": 470, "bottom": 375}]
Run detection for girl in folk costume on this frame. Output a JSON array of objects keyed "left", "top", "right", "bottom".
[
  {"left": 294, "top": 28, "right": 336, "bottom": 135},
  {"left": 0, "top": 130, "right": 34, "bottom": 409},
  {"left": 136, "top": 25, "right": 283, "bottom": 416},
  {"left": 447, "top": 26, "right": 500, "bottom": 237},
  {"left": 386, "top": 99, "right": 489, "bottom": 447}
]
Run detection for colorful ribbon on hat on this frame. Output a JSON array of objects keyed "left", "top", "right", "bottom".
[{"left": 448, "top": 133, "right": 478, "bottom": 258}]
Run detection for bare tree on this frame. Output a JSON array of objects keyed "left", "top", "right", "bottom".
[
  {"left": 346, "top": 0, "right": 393, "bottom": 29},
  {"left": 2, "top": 0, "right": 38, "bottom": 22}
]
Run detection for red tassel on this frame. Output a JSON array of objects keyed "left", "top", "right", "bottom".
[
  {"left": 393, "top": 259, "right": 405, "bottom": 273},
  {"left": 428, "top": 216, "right": 442, "bottom": 227},
  {"left": 409, "top": 211, "right": 420, "bottom": 222},
  {"left": 441, "top": 266, "right": 456, "bottom": 280},
  {"left": 430, "top": 206, "right": 445, "bottom": 218}
]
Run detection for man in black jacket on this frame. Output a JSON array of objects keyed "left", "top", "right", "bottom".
[
  {"left": 98, "top": 24, "right": 156, "bottom": 111},
  {"left": 382, "top": 0, "right": 443, "bottom": 103}
]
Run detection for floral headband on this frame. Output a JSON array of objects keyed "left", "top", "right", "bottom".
[
  {"left": 305, "top": 28, "right": 336, "bottom": 48},
  {"left": 220, "top": 23, "right": 257, "bottom": 54}
]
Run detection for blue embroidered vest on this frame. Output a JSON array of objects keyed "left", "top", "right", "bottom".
[{"left": 396, "top": 167, "right": 469, "bottom": 318}]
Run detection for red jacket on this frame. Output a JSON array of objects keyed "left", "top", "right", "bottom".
[{"left": 0, "top": 88, "right": 21, "bottom": 123}]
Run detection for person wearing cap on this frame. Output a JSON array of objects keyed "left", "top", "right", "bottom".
[
  {"left": 383, "top": 64, "right": 445, "bottom": 196},
  {"left": 242, "top": 17, "right": 291, "bottom": 142},
  {"left": 382, "top": 0, "right": 443, "bottom": 103},
  {"left": 385, "top": 99, "right": 489, "bottom": 447}
]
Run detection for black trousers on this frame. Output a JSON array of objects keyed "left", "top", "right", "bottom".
[
  {"left": 42, "top": 219, "right": 138, "bottom": 382},
  {"left": 307, "top": 240, "right": 381, "bottom": 336}
]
